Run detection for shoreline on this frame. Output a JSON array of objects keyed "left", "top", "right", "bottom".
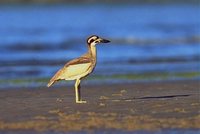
[
  {"left": 0, "top": 80, "right": 199, "bottom": 132},
  {"left": 0, "top": 70, "right": 200, "bottom": 90}
]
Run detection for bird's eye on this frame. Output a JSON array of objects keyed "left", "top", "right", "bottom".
[{"left": 89, "top": 39, "right": 94, "bottom": 44}]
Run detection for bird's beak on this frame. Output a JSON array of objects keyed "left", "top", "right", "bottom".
[{"left": 98, "top": 38, "right": 110, "bottom": 43}]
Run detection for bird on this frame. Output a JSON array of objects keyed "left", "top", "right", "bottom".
[{"left": 47, "top": 35, "right": 110, "bottom": 103}]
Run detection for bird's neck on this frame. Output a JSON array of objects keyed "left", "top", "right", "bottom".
[{"left": 88, "top": 45, "right": 97, "bottom": 59}]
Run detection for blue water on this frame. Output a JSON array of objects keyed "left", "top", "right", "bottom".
[{"left": 0, "top": 4, "right": 199, "bottom": 87}]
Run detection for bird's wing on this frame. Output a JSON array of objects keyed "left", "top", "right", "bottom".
[
  {"left": 64, "top": 56, "right": 91, "bottom": 67},
  {"left": 47, "top": 55, "right": 91, "bottom": 87}
]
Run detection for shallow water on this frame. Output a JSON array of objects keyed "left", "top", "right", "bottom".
[{"left": 0, "top": 4, "right": 199, "bottom": 88}]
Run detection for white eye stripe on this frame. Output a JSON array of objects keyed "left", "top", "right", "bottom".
[
  {"left": 89, "top": 39, "right": 94, "bottom": 43},
  {"left": 88, "top": 37, "right": 98, "bottom": 44},
  {"left": 87, "top": 35, "right": 99, "bottom": 44}
]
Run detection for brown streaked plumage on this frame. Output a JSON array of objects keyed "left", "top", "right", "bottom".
[{"left": 47, "top": 35, "right": 110, "bottom": 103}]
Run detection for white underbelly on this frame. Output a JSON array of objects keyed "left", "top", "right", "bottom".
[{"left": 60, "top": 63, "right": 93, "bottom": 80}]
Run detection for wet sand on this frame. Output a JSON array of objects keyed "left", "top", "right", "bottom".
[{"left": 0, "top": 80, "right": 199, "bottom": 133}]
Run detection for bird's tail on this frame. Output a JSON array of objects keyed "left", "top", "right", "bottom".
[
  {"left": 47, "top": 79, "right": 55, "bottom": 87},
  {"left": 47, "top": 68, "right": 63, "bottom": 87}
]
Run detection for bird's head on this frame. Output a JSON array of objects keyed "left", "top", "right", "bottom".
[{"left": 87, "top": 35, "right": 110, "bottom": 46}]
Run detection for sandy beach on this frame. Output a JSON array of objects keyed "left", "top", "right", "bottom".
[{"left": 0, "top": 80, "right": 199, "bottom": 133}]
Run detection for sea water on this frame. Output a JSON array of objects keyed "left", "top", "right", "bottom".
[{"left": 0, "top": 4, "right": 199, "bottom": 88}]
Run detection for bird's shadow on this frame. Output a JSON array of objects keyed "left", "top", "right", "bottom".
[
  {"left": 110, "top": 94, "right": 191, "bottom": 101},
  {"left": 134, "top": 94, "right": 191, "bottom": 100}
]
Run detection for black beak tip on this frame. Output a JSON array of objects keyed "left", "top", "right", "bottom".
[{"left": 101, "top": 39, "right": 110, "bottom": 43}]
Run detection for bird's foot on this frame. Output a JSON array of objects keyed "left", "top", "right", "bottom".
[{"left": 76, "top": 100, "right": 87, "bottom": 104}]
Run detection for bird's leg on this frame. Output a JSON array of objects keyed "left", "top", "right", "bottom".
[{"left": 75, "top": 79, "right": 87, "bottom": 103}]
